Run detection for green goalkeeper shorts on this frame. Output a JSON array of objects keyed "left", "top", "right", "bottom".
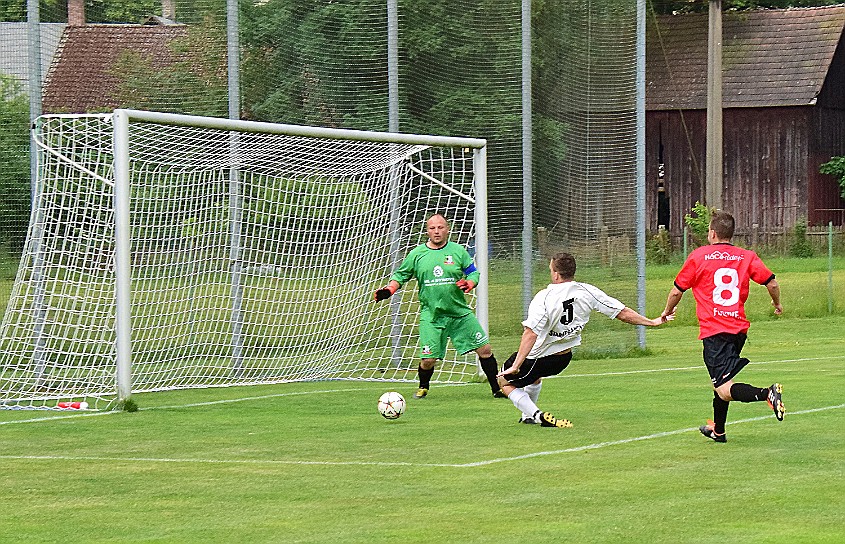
[{"left": 418, "top": 313, "right": 489, "bottom": 360}]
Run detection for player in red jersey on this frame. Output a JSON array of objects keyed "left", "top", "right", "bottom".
[{"left": 661, "top": 211, "right": 785, "bottom": 443}]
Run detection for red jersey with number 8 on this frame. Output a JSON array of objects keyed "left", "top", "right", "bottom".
[{"left": 674, "top": 243, "right": 775, "bottom": 339}]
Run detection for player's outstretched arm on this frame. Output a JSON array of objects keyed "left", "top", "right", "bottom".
[
  {"left": 615, "top": 307, "right": 674, "bottom": 327},
  {"left": 766, "top": 278, "right": 783, "bottom": 315},
  {"left": 662, "top": 286, "right": 684, "bottom": 320},
  {"left": 374, "top": 280, "right": 400, "bottom": 302}
]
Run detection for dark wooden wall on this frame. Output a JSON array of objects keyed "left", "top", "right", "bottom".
[
  {"left": 810, "top": 106, "right": 845, "bottom": 226},
  {"left": 723, "top": 107, "right": 808, "bottom": 232},
  {"left": 646, "top": 105, "right": 845, "bottom": 241},
  {"left": 646, "top": 110, "right": 705, "bottom": 237},
  {"left": 809, "top": 33, "right": 845, "bottom": 226}
]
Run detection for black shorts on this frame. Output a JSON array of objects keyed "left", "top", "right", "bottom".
[
  {"left": 501, "top": 350, "right": 572, "bottom": 389},
  {"left": 702, "top": 332, "right": 750, "bottom": 388}
]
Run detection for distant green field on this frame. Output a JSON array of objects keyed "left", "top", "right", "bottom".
[
  {"left": 487, "top": 255, "right": 845, "bottom": 353},
  {"left": 1, "top": 314, "right": 843, "bottom": 543},
  {"left": 0, "top": 254, "right": 842, "bottom": 394}
]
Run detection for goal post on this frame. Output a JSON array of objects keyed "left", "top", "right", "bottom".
[{"left": 0, "top": 109, "right": 487, "bottom": 410}]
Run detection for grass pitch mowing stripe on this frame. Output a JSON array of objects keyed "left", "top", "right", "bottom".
[
  {"left": 1, "top": 321, "right": 843, "bottom": 543},
  {"left": 2, "top": 402, "right": 842, "bottom": 469}
]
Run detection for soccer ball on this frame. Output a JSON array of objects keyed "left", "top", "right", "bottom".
[{"left": 377, "top": 391, "right": 406, "bottom": 420}]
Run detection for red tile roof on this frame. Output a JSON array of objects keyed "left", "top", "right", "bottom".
[
  {"left": 647, "top": 5, "right": 845, "bottom": 110},
  {"left": 42, "top": 24, "right": 188, "bottom": 113}
]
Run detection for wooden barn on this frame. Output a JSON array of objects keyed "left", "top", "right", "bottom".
[{"left": 646, "top": 5, "right": 845, "bottom": 241}]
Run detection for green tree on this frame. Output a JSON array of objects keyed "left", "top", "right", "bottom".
[
  {"left": 110, "top": 14, "right": 228, "bottom": 117},
  {"left": 0, "top": 74, "right": 31, "bottom": 253},
  {"left": 0, "top": 0, "right": 25, "bottom": 21},
  {"left": 83, "top": 0, "right": 160, "bottom": 23},
  {"left": 789, "top": 217, "right": 814, "bottom": 258},
  {"left": 240, "top": 0, "right": 390, "bottom": 128},
  {"left": 684, "top": 201, "right": 714, "bottom": 246},
  {"left": 398, "top": 0, "right": 523, "bottom": 240},
  {"left": 819, "top": 156, "right": 845, "bottom": 199},
  {"left": 0, "top": 1, "right": 226, "bottom": 24}
]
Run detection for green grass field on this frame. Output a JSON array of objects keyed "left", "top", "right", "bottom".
[
  {"left": 1, "top": 314, "right": 843, "bottom": 543},
  {"left": 1, "top": 255, "right": 844, "bottom": 542}
]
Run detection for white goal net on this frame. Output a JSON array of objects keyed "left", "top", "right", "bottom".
[{"left": 0, "top": 110, "right": 488, "bottom": 410}]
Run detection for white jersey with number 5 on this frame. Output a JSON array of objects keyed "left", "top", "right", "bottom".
[{"left": 522, "top": 281, "right": 625, "bottom": 359}]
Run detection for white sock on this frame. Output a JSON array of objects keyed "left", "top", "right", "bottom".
[
  {"left": 508, "top": 388, "right": 540, "bottom": 420},
  {"left": 524, "top": 382, "right": 542, "bottom": 404}
]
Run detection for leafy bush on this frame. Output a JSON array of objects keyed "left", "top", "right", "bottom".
[
  {"left": 683, "top": 201, "right": 714, "bottom": 246},
  {"left": 819, "top": 156, "right": 845, "bottom": 199},
  {"left": 790, "top": 218, "right": 814, "bottom": 258},
  {"left": 0, "top": 74, "right": 31, "bottom": 253},
  {"left": 646, "top": 228, "right": 672, "bottom": 264}
]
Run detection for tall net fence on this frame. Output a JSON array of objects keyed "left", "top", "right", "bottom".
[
  {"left": 533, "top": 0, "right": 639, "bottom": 350},
  {"left": 1, "top": 0, "right": 639, "bottom": 361},
  {"left": 1, "top": 0, "right": 231, "bottom": 295}
]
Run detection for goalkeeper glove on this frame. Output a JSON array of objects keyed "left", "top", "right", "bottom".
[
  {"left": 374, "top": 285, "right": 397, "bottom": 301},
  {"left": 456, "top": 279, "right": 475, "bottom": 293}
]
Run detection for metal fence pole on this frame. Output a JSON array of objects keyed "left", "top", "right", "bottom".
[
  {"left": 227, "top": 0, "right": 244, "bottom": 374},
  {"left": 387, "top": 0, "right": 399, "bottom": 133},
  {"left": 829, "top": 221, "right": 834, "bottom": 314},
  {"left": 636, "top": 0, "right": 647, "bottom": 349},
  {"left": 27, "top": 0, "right": 42, "bottom": 206},
  {"left": 521, "top": 0, "right": 533, "bottom": 316}
]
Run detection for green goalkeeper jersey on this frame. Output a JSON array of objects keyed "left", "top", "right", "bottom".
[{"left": 390, "top": 241, "right": 481, "bottom": 322}]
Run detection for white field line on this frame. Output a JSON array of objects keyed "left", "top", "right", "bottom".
[
  {"left": 0, "top": 386, "right": 474, "bottom": 426},
  {"left": 0, "top": 389, "right": 367, "bottom": 426},
  {"left": 151, "top": 388, "right": 371, "bottom": 410},
  {"left": 1, "top": 403, "right": 843, "bottom": 468},
  {"left": 1, "top": 355, "right": 841, "bottom": 467},
  {"left": 1, "top": 354, "right": 840, "bottom": 427},
  {"left": 460, "top": 403, "right": 845, "bottom": 467}
]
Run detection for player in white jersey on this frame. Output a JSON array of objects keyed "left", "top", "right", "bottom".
[{"left": 497, "top": 252, "right": 673, "bottom": 427}]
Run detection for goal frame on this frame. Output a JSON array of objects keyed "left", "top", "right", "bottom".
[{"left": 109, "top": 109, "right": 489, "bottom": 402}]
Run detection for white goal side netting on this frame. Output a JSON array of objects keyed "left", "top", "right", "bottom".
[{"left": 0, "top": 110, "right": 487, "bottom": 410}]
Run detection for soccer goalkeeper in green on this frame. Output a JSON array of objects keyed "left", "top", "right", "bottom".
[{"left": 374, "top": 214, "right": 503, "bottom": 399}]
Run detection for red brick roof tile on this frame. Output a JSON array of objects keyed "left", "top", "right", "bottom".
[{"left": 42, "top": 24, "right": 187, "bottom": 113}]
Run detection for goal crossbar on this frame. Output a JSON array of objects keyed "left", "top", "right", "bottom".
[{"left": 115, "top": 109, "right": 487, "bottom": 148}]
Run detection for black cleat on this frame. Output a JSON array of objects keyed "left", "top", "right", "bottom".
[
  {"left": 518, "top": 415, "right": 537, "bottom": 424},
  {"left": 699, "top": 420, "right": 727, "bottom": 443},
  {"left": 767, "top": 383, "right": 784, "bottom": 421},
  {"left": 492, "top": 389, "right": 507, "bottom": 398}
]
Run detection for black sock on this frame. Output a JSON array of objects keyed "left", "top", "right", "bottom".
[
  {"left": 713, "top": 392, "right": 729, "bottom": 435},
  {"left": 479, "top": 354, "right": 499, "bottom": 392},
  {"left": 418, "top": 365, "right": 434, "bottom": 389},
  {"left": 730, "top": 382, "right": 768, "bottom": 403}
]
